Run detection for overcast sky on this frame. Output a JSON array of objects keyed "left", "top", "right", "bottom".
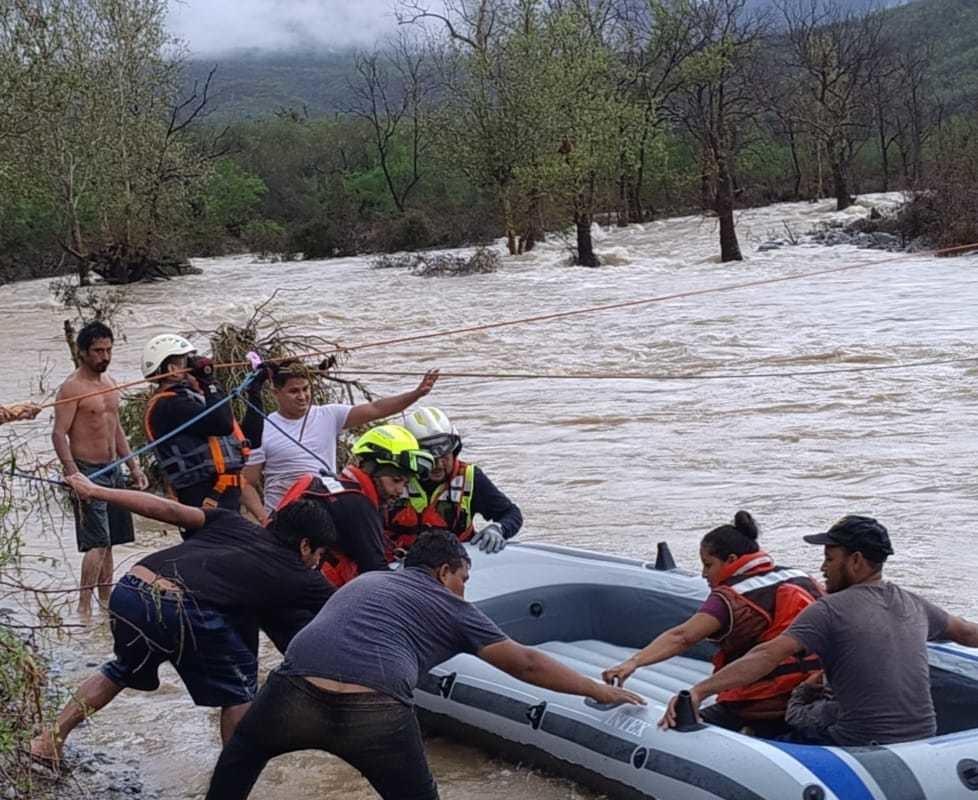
[{"left": 168, "top": 0, "right": 400, "bottom": 55}]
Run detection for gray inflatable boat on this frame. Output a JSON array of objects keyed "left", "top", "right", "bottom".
[{"left": 414, "top": 542, "right": 978, "bottom": 800}]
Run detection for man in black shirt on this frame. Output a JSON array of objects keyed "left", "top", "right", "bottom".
[
  {"left": 30, "top": 472, "right": 335, "bottom": 767},
  {"left": 141, "top": 333, "right": 266, "bottom": 522}
]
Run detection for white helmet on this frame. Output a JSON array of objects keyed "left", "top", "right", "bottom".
[
  {"left": 141, "top": 333, "right": 196, "bottom": 377},
  {"left": 402, "top": 407, "right": 461, "bottom": 457}
]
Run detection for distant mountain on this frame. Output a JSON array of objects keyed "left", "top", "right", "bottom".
[
  {"left": 187, "top": 48, "right": 360, "bottom": 120},
  {"left": 185, "top": 0, "right": 969, "bottom": 121}
]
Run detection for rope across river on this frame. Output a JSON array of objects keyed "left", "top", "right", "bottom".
[{"left": 10, "top": 241, "right": 978, "bottom": 413}]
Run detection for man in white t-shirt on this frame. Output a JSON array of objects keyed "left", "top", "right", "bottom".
[{"left": 242, "top": 361, "right": 439, "bottom": 520}]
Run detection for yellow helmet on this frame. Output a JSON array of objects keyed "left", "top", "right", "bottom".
[{"left": 352, "top": 424, "right": 434, "bottom": 478}]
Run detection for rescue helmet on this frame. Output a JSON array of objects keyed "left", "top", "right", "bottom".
[
  {"left": 402, "top": 407, "right": 462, "bottom": 457},
  {"left": 141, "top": 333, "right": 196, "bottom": 377},
  {"left": 352, "top": 424, "right": 434, "bottom": 479}
]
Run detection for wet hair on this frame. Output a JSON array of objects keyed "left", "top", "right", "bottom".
[
  {"left": 76, "top": 321, "right": 113, "bottom": 352},
  {"left": 267, "top": 497, "right": 336, "bottom": 552},
  {"left": 700, "top": 510, "right": 760, "bottom": 560},
  {"left": 271, "top": 359, "right": 308, "bottom": 389},
  {"left": 404, "top": 529, "right": 471, "bottom": 572}
]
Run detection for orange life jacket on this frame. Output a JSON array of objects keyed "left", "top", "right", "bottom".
[
  {"left": 707, "top": 552, "right": 823, "bottom": 718},
  {"left": 144, "top": 384, "right": 249, "bottom": 507},
  {"left": 385, "top": 459, "right": 476, "bottom": 558},
  {"left": 275, "top": 468, "right": 380, "bottom": 589}
]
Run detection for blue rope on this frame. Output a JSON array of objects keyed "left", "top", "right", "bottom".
[
  {"left": 85, "top": 371, "right": 260, "bottom": 483},
  {"left": 240, "top": 396, "right": 337, "bottom": 479}
]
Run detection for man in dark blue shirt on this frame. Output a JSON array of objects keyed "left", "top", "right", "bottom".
[{"left": 206, "top": 531, "right": 643, "bottom": 800}]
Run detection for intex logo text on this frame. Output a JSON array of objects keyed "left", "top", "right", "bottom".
[{"left": 604, "top": 709, "right": 651, "bottom": 738}]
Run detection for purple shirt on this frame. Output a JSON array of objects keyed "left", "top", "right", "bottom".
[{"left": 698, "top": 590, "right": 732, "bottom": 630}]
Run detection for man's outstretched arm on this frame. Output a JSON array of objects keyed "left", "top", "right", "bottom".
[
  {"left": 944, "top": 615, "right": 978, "bottom": 648},
  {"left": 660, "top": 634, "right": 803, "bottom": 728},
  {"left": 66, "top": 472, "right": 205, "bottom": 530},
  {"left": 344, "top": 369, "right": 439, "bottom": 429},
  {"left": 479, "top": 639, "right": 645, "bottom": 706}
]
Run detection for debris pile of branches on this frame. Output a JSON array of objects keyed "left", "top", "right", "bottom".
[
  {"left": 371, "top": 247, "right": 500, "bottom": 277},
  {"left": 119, "top": 294, "right": 375, "bottom": 487}
]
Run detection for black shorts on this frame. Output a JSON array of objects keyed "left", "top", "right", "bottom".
[
  {"left": 72, "top": 460, "right": 135, "bottom": 553},
  {"left": 101, "top": 574, "right": 257, "bottom": 708}
]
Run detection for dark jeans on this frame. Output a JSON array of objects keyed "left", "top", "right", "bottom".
[
  {"left": 206, "top": 670, "right": 439, "bottom": 800},
  {"left": 700, "top": 701, "right": 790, "bottom": 739}
]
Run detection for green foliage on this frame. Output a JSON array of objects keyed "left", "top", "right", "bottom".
[
  {"left": 241, "top": 219, "right": 288, "bottom": 257},
  {"left": 204, "top": 160, "right": 268, "bottom": 235},
  {"left": 382, "top": 210, "right": 433, "bottom": 252},
  {"left": 4, "top": 0, "right": 978, "bottom": 280},
  {"left": 0, "top": 451, "right": 59, "bottom": 795}
]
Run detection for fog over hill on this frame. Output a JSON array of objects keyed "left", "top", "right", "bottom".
[
  {"left": 172, "top": 0, "right": 911, "bottom": 56},
  {"left": 183, "top": 0, "right": 963, "bottom": 121}
]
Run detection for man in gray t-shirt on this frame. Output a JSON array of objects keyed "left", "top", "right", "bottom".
[
  {"left": 661, "top": 515, "right": 978, "bottom": 744},
  {"left": 206, "top": 531, "right": 644, "bottom": 800}
]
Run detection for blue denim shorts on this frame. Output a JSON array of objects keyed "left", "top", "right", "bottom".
[{"left": 101, "top": 574, "right": 257, "bottom": 707}]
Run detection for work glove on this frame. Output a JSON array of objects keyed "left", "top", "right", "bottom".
[
  {"left": 470, "top": 523, "right": 506, "bottom": 554},
  {"left": 247, "top": 364, "right": 273, "bottom": 396},
  {"left": 188, "top": 355, "right": 215, "bottom": 383}
]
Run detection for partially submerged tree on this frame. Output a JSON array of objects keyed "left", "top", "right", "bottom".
[
  {"left": 667, "top": 0, "right": 766, "bottom": 262},
  {"left": 512, "top": 8, "right": 642, "bottom": 266},
  {"left": 775, "top": 0, "right": 889, "bottom": 210}
]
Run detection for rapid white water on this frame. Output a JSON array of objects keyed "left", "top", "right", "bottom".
[{"left": 2, "top": 193, "right": 976, "bottom": 798}]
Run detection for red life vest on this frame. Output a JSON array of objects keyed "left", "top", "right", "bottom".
[
  {"left": 274, "top": 468, "right": 379, "bottom": 589},
  {"left": 144, "top": 384, "right": 249, "bottom": 507},
  {"left": 385, "top": 459, "right": 476, "bottom": 558},
  {"left": 707, "top": 552, "right": 823, "bottom": 718}
]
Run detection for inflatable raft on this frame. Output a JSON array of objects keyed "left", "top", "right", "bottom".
[{"left": 415, "top": 542, "right": 978, "bottom": 800}]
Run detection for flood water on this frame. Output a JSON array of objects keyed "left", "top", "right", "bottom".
[{"left": 2, "top": 193, "right": 977, "bottom": 798}]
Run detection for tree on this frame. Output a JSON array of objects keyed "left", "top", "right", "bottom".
[
  {"left": 404, "top": 0, "right": 543, "bottom": 254},
  {"left": 403, "top": 0, "right": 640, "bottom": 265},
  {"left": 0, "top": 0, "right": 217, "bottom": 283},
  {"left": 775, "top": 0, "right": 889, "bottom": 210},
  {"left": 612, "top": 0, "right": 700, "bottom": 223},
  {"left": 512, "top": 7, "right": 642, "bottom": 266},
  {"left": 348, "top": 34, "right": 433, "bottom": 214},
  {"left": 667, "top": 0, "right": 766, "bottom": 262}
]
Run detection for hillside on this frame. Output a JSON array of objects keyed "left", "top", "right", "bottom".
[
  {"left": 888, "top": 0, "right": 978, "bottom": 110},
  {"left": 185, "top": 0, "right": 971, "bottom": 121},
  {"left": 187, "top": 48, "right": 359, "bottom": 120}
]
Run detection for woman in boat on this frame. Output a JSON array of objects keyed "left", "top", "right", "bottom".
[{"left": 602, "top": 511, "right": 822, "bottom": 736}]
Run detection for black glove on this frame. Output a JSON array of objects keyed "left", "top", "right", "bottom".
[
  {"left": 188, "top": 355, "right": 215, "bottom": 383},
  {"left": 246, "top": 364, "right": 272, "bottom": 398}
]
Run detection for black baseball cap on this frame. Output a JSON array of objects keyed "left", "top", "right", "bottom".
[{"left": 803, "top": 515, "right": 894, "bottom": 559}]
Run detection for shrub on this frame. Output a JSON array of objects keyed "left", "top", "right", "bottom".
[{"left": 242, "top": 219, "right": 288, "bottom": 258}]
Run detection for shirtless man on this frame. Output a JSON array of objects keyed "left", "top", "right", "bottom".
[{"left": 52, "top": 321, "right": 148, "bottom": 618}]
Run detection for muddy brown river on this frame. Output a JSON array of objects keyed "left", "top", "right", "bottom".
[{"left": 2, "top": 194, "right": 976, "bottom": 798}]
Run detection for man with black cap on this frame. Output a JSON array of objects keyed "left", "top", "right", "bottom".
[{"left": 661, "top": 515, "right": 978, "bottom": 745}]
